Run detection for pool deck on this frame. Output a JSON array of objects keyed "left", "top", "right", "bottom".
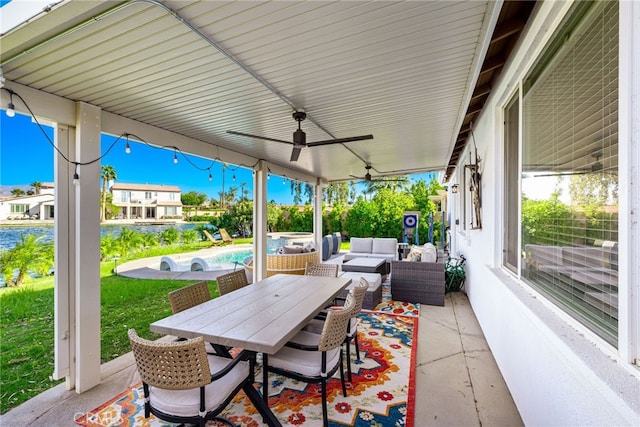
[{"left": 115, "top": 243, "right": 254, "bottom": 281}]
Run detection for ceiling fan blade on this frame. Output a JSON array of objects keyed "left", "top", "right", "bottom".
[
  {"left": 290, "top": 146, "right": 302, "bottom": 162},
  {"left": 307, "top": 134, "right": 374, "bottom": 147},
  {"left": 226, "top": 130, "right": 291, "bottom": 145}
]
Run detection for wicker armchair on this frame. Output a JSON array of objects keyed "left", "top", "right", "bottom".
[
  {"left": 128, "top": 329, "right": 253, "bottom": 426},
  {"left": 390, "top": 260, "right": 445, "bottom": 306},
  {"left": 263, "top": 295, "right": 355, "bottom": 427},
  {"left": 168, "top": 281, "right": 211, "bottom": 314},
  {"left": 304, "top": 262, "right": 339, "bottom": 277},
  {"left": 216, "top": 270, "right": 249, "bottom": 295}
]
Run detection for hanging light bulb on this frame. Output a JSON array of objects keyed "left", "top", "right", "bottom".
[
  {"left": 282, "top": 177, "right": 286, "bottom": 184},
  {"left": 72, "top": 163, "right": 80, "bottom": 185},
  {"left": 232, "top": 172, "right": 236, "bottom": 182},
  {"left": 6, "top": 91, "right": 15, "bottom": 117},
  {"left": 6, "top": 101, "right": 15, "bottom": 117},
  {"left": 173, "top": 150, "right": 178, "bottom": 164},
  {"left": 208, "top": 169, "right": 213, "bottom": 182},
  {"left": 125, "top": 141, "right": 131, "bottom": 154}
]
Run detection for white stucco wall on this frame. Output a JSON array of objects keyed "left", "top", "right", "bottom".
[{"left": 449, "top": 1, "right": 640, "bottom": 425}]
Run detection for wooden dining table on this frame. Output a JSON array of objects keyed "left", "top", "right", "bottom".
[{"left": 150, "top": 273, "right": 352, "bottom": 426}]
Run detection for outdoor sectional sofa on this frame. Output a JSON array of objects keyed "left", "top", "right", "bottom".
[{"left": 343, "top": 237, "right": 398, "bottom": 262}]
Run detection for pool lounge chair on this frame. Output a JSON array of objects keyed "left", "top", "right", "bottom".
[
  {"left": 219, "top": 228, "right": 234, "bottom": 244},
  {"left": 202, "top": 230, "right": 225, "bottom": 246}
]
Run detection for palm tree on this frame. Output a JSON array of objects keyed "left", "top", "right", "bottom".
[
  {"left": 10, "top": 188, "right": 25, "bottom": 197},
  {"left": 101, "top": 165, "right": 117, "bottom": 221},
  {"left": 0, "top": 234, "right": 54, "bottom": 287},
  {"left": 30, "top": 181, "right": 42, "bottom": 195}
]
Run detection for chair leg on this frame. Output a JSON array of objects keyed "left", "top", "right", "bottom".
[
  {"left": 339, "top": 350, "right": 347, "bottom": 397},
  {"left": 345, "top": 338, "right": 352, "bottom": 383},
  {"left": 354, "top": 330, "right": 361, "bottom": 361},
  {"left": 321, "top": 379, "right": 328, "bottom": 427}
]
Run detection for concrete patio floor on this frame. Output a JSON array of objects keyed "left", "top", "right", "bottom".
[{"left": 1, "top": 288, "right": 521, "bottom": 426}]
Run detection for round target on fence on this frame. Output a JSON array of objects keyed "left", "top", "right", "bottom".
[{"left": 403, "top": 214, "right": 417, "bottom": 228}]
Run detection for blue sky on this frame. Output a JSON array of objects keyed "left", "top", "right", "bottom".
[
  {"left": 0, "top": 112, "right": 295, "bottom": 203},
  {"left": 1, "top": 112, "right": 435, "bottom": 204}
]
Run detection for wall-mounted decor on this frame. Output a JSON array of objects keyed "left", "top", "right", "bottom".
[{"left": 465, "top": 145, "right": 482, "bottom": 229}]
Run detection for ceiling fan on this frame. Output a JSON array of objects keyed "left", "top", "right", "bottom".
[
  {"left": 350, "top": 164, "right": 407, "bottom": 182},
  {"left": 226, "top": 111, "right": 373, "bottom": 162}
]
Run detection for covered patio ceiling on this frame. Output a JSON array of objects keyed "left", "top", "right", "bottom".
[{"left": 1, "top": 0, "right": 534, "bottom": 183}]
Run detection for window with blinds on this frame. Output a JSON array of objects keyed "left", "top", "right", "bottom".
[{"left": 520, "top": 1, "right": 619, "bottom": 345}]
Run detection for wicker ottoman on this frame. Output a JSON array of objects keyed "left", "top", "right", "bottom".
[{"left": 338, "top": 272, "right": 383, "bottom": 310}]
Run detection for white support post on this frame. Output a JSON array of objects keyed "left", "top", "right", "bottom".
[
  {"left": 74, "top": 102, "right": 102, "bottom": 392},
  {"left": 253, "top": 161, "right": 268, "bottom": 282},
  {"left": 314, "top": 179, "right": 325, "bottom": 251},
  {"left": 53, "top": 124, "right": 75, "bottom": 389},
  {"left": 618, "top": 0, "right": 640, "bottom": 365}
]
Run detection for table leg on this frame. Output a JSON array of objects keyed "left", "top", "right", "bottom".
[{"left": 243, "top": 381, "right": 281, "bottom": 427}]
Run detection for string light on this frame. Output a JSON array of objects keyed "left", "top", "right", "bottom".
[
  {"left": 72, "top": 163, "right": 80, "bottom": 185},
  {"left": 1, "top": 87, "right": 250, "bottom": 186}
]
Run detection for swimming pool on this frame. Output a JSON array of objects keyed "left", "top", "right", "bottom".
[{"left": 157, "top": 232, "right": 314, "bottom": 272}]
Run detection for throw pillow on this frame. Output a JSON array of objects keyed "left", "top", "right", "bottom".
[{"left": 283, "top": 245, "right": 304, "bottom": 254}]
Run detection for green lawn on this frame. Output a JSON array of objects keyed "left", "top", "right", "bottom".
[
  {"left": 0, "top": 241, "right": 254, "bottom": 414},
  {"left": 0, "top": 236, "right": 331, "bottom": 413}
]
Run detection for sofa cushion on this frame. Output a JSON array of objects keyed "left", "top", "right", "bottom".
[
  {"left": 283, "top": 245, "right": 304, "bottom": 254},
  {"left": 421, "top": 243, "right": 437, "bottom": 263},
  {"left": 303, "top": 241, "right": 317, "bottom": 253},
  {"left": 372, "top": 238, "right": 398, "bottom": 255},
  {"left": 350, "top": 237, "right": 373, "bottom": 253}
]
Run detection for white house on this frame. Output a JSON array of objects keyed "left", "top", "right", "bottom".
[
  {"left": 109, "top": 183, "right": 182, "bottom": 220},
  {"left": 0, "top": 182, "right": 55, "bottom": 220}
]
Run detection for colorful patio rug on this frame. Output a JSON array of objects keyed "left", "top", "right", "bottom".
[
  {"left": 76, "top": 312, "right": 417, "bottom": 427},
  {"left": 373, "top": 282, "right": 420, "bottom": 317}
]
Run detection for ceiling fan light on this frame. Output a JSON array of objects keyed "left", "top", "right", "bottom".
[{"left": 293, "top": 129, "right": 305, "bottom": 145}]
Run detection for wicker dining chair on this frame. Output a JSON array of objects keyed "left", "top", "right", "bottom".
[
  {"left": 128, "top": 329, "right": 253, "bottom": 427},
  {"left": 304, "top": 262, "right": 339, "bottom": 277},
  {"left": 262, "top": 294, "right": 355, "bottom": 427},
  {"left": 168, "top": 281, "right": 211, "bottom": 314},
  {"left": 304, "top": 278, "right": 369, "bottom": 382},
  {"left": 216, "top": 270, "right": 249, "bottom": 296}
]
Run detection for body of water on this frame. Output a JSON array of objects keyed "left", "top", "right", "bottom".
[{"left": 0, "top": 223, "right": 199, "bottom": 252}]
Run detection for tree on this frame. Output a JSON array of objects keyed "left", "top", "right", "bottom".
[
  {"left": 181, "top": 191, "right": 208, "bottom": 217},
  {"left": 290, "top": 181, "right": 314, "bottom": 205},
  {"left": 10, "top": 188, "right": 25, "bottom": 197},
  {"left": 181, "top": 191, "right": 208, "bottom": 207},
  {"left": 30, "top": 181, "right": 42, "bottom": 195},
  {"left": 0, "top": 234, "right": 54, "bottom": 287},
  {"left": 323, "top": 182, "right": 353, "bottom": 206},
  {"left": 267, "top": 202, "right": 282, "bottom": 231},
  {"left": 160, "top": 227, "right": 180, "bottom": 245},
  {"left": 101, "top": 165, "right": 117, "bottom": 222}
]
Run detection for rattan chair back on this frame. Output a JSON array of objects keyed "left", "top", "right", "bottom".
[
  {"left": 318, "top": 295, "right": 355, "bottom": 352},
  {"left": 216, "top": 270, "right": 249, "bottom": 295},
  {"left": 350, "top": 278, "right": 369, "bottom": 315},
  {"left": 168, "top": 281, "right": 211, "bottom": 314},
  {"left": 304, "top": 262, "right": 339, "bottom": 277},
  {"left": 128, "top": 329, "right": 211, "bottom": 390}
]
